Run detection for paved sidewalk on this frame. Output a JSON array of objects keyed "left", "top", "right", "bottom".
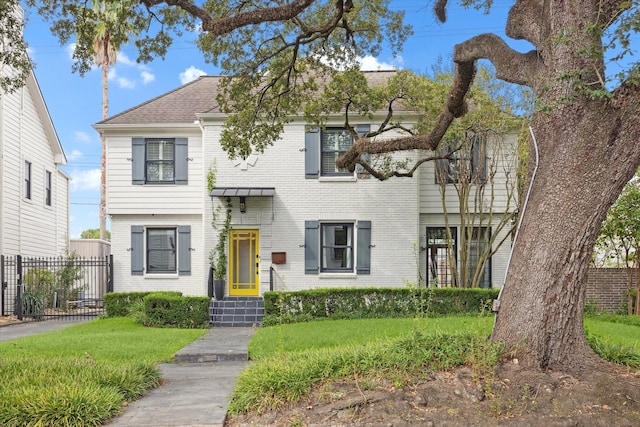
[{"left": 0, "top": 320, "right": 256, "bottom": 427}]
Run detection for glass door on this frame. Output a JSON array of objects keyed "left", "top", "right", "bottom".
[{"left": 229, "top": 229, "right": 259, "bottom": 296}]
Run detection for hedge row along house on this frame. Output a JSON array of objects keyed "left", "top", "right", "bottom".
[{"left": 95, "top": 71, "right": 519, "bottom": 323}]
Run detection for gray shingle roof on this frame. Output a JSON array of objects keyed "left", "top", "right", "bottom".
[{"left": 98, "top": 71, "right": 400, "bottom": 126}]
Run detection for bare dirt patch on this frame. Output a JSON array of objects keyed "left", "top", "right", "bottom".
[
  {"left": 225, "top": 361, "right": 640, "bottom": 426},
  {"left": 0, "top": 315, "right": 21, "bottom": 326}
]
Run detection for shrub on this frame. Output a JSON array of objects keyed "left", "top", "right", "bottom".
[
  {"left": 262, "top": 287, "right": 498, "bottom": 325},
  {"left": 20, "top": 290, "right": 45, "bottom": 320},
  {"left": 104, "top": 292, "right": 182, "bottom": 317},
  {"left": 141, "top": 294, "right": 210, "bottom": 329}
]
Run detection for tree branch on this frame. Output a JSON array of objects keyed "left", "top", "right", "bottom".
[
  {"left": 454, "top": 33, "right": 540, "bottom": 87},
  {"left": 596, "top": 0, "right": 632, "bottom": 31},
  {"left": 336, "top": 60, "right": 475, "bottom": 172},
  {"left": 141, "top": 0, "right": 318, "bottom": 37},
  {"left": 504, "top": 0, "right": 544, "bottom": 47}
]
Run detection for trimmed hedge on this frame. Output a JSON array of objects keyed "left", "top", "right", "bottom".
[
  {"left": 104, "top": 291, "right": 182, "bottom": 317},
  {"left": 262, "top": 287, "right": 498, "bottom": 325},
  {"left": 143, "top": 293, "right": 210, "bottom": 329}
]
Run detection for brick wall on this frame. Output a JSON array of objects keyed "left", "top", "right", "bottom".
[{"left": 586, "top": 268, "right": 634, "bottom": 313}]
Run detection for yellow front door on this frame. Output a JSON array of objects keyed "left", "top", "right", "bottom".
[{"left": 229, "top": 229, "right": 259, "bottom": 296}]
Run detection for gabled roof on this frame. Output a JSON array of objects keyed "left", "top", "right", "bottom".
[
  {"left": 96, "top": 70, "right": 401, "bottom": 126},
  {"left": 97, "top": 76, "right": 223, "bottom": 126}
]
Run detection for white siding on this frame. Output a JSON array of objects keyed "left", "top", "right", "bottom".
[
  {"left": 419, "top": 132, "right": 519, "bottom": 215},
  {"left": 106, "top": 129, "right": 203, "bottom": 215},
  {"left": 0, "top": 74, "right": 69, "bottom": 256},
  {"left": 110, "top": 214, "right": 204, "bottom": 295}
]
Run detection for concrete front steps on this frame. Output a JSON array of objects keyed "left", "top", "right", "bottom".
[{"left": 210, "top": 296, "right": 264, "bottom": 328}]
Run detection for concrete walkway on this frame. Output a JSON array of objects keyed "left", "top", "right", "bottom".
[{"left": 0, "top": 319, "right": 256, "bottom": 427}]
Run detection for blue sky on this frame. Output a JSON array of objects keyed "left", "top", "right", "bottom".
[{"left": 20, "top": 1, "right": 524, "bottom": 238}]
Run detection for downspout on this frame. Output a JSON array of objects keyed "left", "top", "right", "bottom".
[
  {"left": 494, "top": 125, "right": 540, "bottom": 313},
  {"left": 0, "top": 92, "right": 3, "bottom": 254}
]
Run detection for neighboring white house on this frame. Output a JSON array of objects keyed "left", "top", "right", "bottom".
[
  {"left": 0, "top": 69, "right": 70, "bottom": 257},
  {"left": 95, "top": 73, "right": 517, "bottom": 297}
]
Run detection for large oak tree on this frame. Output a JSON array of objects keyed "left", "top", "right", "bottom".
[{"left": 7, "top": 0, "right": 640, "bottom": 373}]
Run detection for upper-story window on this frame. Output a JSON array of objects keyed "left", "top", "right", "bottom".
[
  {"left": 45, "top": 170, "right": 52, "bottom": 206},
  {"left": 132, "top": 137, "right": 188, "bottom": 185},
  {"left": 321, "top": 129, "right": 354, "bottom": 176},
  {"left": 435, "top": 135, "right": 487, "bottom": 185},
  {"left": 146, "top": 139, "right": 175, "bottom": 183},
  {"left": 305, "top": 125, "right": 370, "bottom": 179},
  {"left": 24, "top": 160, "right": 32, "bottom": 200}
]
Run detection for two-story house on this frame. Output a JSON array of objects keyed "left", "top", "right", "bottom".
[
  {"left": 0, "top": 69, "right": 70, "bottom": 257},
  {"left": 95, "top": 72, "right": 517, "bottom": 305}
]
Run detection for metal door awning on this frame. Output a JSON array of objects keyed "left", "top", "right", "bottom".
[
  {"left": 210, "top": 187, "right": 275, "bottom": 219},
  {"left": 210, "top": 187, "right": 275, "bottom": 197}
]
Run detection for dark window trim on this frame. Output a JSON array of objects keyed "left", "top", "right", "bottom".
[
  {"left": 426, "top": 227, "right": 458, "bottom": 287},
  {"left": 320, "top": 222, "right": 355, "bottom": 272},
  {"left": 146, "top": 227, "right": 177, "bottom": 274},
  {"left": 145, "top": 138, "right": 176, "bottom": 184},
  {"left": 320, "top": 128, "right": 354, "bottom": 177}
]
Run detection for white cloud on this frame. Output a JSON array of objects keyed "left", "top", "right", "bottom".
[
  {"left": 75, "top": 131, "right": 92, "bottom": 143},
  {"left": 116, "top": 51, "right": 136, "bottom": 67},
  {"left": 67, "top": 149, "right": 84, "bottom": 161},
  {"left": 108, "top": 68, "right": 117, "bottom": 80},
  {"left": 70, "top": 169, "right": 100, "bottom": 192},
  {"left": 117, "top": 77, "right": 136, "bottom": 89},
  {"left": 140, "top": 70, "right": 155, "bottom": 84},
  {"left": 358, "top": 56, "right": 398, "bottom": 71},
  {"left": 66, "top": 43, "right": 76, "bottom": 60},
  {"left": 179, "top": 66, "right": 207, "bottom": 84}
]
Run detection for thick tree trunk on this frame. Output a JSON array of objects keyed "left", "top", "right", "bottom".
[{"left": 491, "top": 100, "right": 640, "bottom": 371}]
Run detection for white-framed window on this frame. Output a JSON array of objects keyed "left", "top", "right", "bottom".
[
  {"left": 24, "top": 160, "right": 32, "bottom": 200},
  {"left": 305, "top": 125, "right": 370, "bottom": 179},
  {"left": 45, "top": 170, "right": 52, "bottom": 206},
  {"left": 321, "top": 129, "right": 354, "bottom": 176},
  {"left": 304, "top": 220, "right": 371, "bottom": 275},
  {"left": 131, "top": 137, "right": 188, "bottom": 185},
  {"left": 130, "top": 225, "right": 191, "bottom": 276},
  {"left": 146, "top": 139, "right": 175, "bottom": 183},
  {"left": 435, "top": 135, "right": 487, "bottom": 185},
  {"left": 320, "top": 223, "right": 354, "bottom": 272},
  {"left": 147, "top": 228, "right": 177, "bottom": 273}
]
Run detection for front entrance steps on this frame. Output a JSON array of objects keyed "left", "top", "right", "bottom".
[{"left": 210, "top": 296, "right": 264, "bottom": 327}]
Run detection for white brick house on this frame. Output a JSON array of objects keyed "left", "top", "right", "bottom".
[
  {"left": 95, "top": 72, "right": 517, "bottom": 298},
  {"left": 0, "top": 70, "right": 70, "bottom": 257}
]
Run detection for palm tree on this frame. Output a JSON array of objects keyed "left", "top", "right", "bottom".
[{"left": 91, "top": 3, "right": 119, "bottom": 241}]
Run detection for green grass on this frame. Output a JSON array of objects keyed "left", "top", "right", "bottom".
[
  {"left": 585, "top": 316, "right": 640, "bottom": 366},
  {"left": 249, "top": 316, "right": 494, "bottom": 359},
  {"left": 0, "top": 317, "right": 207, "bottom": 427},
  {"left": 1, "top": 317, "right": 207, "bottom": 363},
  {"left": 231, "top": 315, "right": 640, "bottom": 415},
  {"left": 232, "top": 316, "right": 499, "bottom": 414}
]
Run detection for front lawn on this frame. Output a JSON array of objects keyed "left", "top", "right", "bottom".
[
  {"left": 0, "top": 317, "right": 207, "bottom": 427},
  {"left": 230, "top": 315, "right": 640, "bottom": 415}
]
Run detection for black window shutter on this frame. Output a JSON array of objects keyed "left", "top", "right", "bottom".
[
  {"left": 304, "top": 220, "right": 319, "bottom": 274},
  {"left": 132, "top": 138, "right": 145, "bottom": 185},
  {"left": 356, "top": 221, "right": 372, "bottom": 274},
  {"left": 131, "top": 225, "right": 144, "bottom": 275},
  {"left": 178, "top": 225, "right": 191, "bottom": 275},
  {"left": 305, "top": 128, "right": 320, "bottom": 179},
  {"left": 175, "top": 138, "right": 188, "bottom": 185},
  {"left": 354, "top": 124, "right": 371, "bottom": 178}
]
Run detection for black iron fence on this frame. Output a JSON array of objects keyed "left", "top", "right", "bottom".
[{"left": 1, "top": 254, "right": 113, "bottom": 321}]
